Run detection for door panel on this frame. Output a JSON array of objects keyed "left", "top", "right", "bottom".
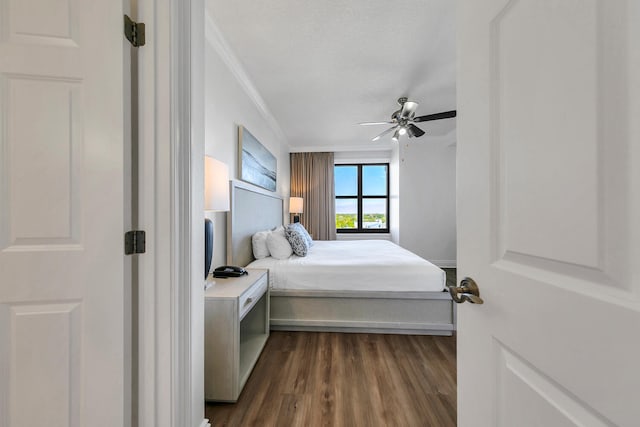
[
  {"left": 490, "top": 0, "right": 631, "bottom": 291},
  {"left": 496, "top": 344, "right": 609, "bottom": 427},
  {"left": 458, "top": 1, "right": 639, "bottom": 426},
  {"left": 493, "top": 0, "right": 601, "bottom": 269},
  {"left": 0, "top": 0, "right": 125, "bottom": 425},
  {"left": 7, "top": 303, "right": 82, "bottom": 426},
  {"left": 5, "top": 0, "right": 79, "bottom": 46},
  {"left": 4, "top": 76, "right": 82, "bottom": 248}
]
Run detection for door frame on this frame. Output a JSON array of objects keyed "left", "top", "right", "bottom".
[{"left": 137, "top": 0, "right": 206, "bottom": 426}]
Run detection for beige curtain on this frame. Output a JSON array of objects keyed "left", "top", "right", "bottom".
[{"left": 290, "top": 152, "right": 336, "bottom": 240}]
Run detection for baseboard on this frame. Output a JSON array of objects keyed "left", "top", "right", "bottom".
[{"left": 270, "top": 324, "right": 453, "bottom": 336}]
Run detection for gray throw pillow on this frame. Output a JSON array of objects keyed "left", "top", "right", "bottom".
[
  {"left": 290, "top": 222, "right": 313, "bottom": 247},
  {"left": 285, "top": 225, "right": 309, "bottom": 256}
]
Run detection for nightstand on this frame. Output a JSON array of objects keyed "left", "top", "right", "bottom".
[{"left": 204, "top": 269, "right": 269, "bottom": 402}]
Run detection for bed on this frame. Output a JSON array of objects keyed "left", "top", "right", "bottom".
[
  {"left": 227, "top": 180, "right": 454, "bottom": 335},
  {"left": 248, "top": 240, "right": 446, "bottom": 293}
]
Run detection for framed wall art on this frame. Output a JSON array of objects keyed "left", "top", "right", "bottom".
[{"left": 238, "top": 125, "right": 277, "bottom": 192}]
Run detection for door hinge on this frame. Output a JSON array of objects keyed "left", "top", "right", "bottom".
[
  {"left": 125, "top": 230, "right": 146, "bottom": 255},
  {"left": 124, "top": 15, "right": 145, "bottom": 47}
]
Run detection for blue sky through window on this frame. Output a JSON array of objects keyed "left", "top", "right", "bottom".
[
  {"left": 335, "top": 166, "right": 357, "bottom": 196},
  {"left": 362, "top": 165, "right": 387, "bottom": 196},
  {"left": 335, "top": 165, "right": 387, "bottom": 215},
  {"left": 335, "top": 165, "right": 387, "bottom": 196}
]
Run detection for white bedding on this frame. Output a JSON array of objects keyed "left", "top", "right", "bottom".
[{"left": 246, "top": 240, "right": 446, "bottom": 292}]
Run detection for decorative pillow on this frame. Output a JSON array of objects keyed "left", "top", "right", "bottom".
[
  {"left": 288, "top": 223, "right": 313, "bottom": 247},
  {"left": 285, "top": 224, "right": 309, "bottom": 257},
  {"left": 251, "top": 230, "right": 271, "bottom": 259},
  {"left": 266, "top": 228, "right": 293, "bottom": 259},
  {"left": 293, "top": 223, "right": 314, "bottom": 247}
]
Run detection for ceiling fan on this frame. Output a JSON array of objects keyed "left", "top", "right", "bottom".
[{"left": 359, "top": 97, "right": 456, "bottom": 142}]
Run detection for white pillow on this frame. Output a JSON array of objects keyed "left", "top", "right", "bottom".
[
  {"left": 266, "top": 228, "right": 293, "bottom": 259},
  {"left": 251, "top": 230, "right": 271, "bottom": 259}
]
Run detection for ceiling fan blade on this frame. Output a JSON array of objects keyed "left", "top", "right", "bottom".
[
  {"left": 371, "top": 126, "right": 397, "bottom": 142},
  {"left": 407, "top": 124, "right": 425, "bottom": 138},
  {"left": 400, "top": 101, "right": 419, "bottom": 119},
  {"left": 413, "top": 110, "right": 457, "bottom": 122},
  {"left": 358, "top": 121, "right": 396, "bottom": 126}
]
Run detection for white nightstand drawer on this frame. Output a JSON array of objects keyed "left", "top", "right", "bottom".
[{"left": 239, "top": 273, "right": 268, "bottom": 320}]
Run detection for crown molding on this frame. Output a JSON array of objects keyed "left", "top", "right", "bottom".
[
  {"left": 204, "top": 11, "right": 289, "bottom": 147},
  {"left": 289, "top": 143, "right": 395, "bottom": 153}
]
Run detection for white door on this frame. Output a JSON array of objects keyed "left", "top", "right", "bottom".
[
  {"left": 457, "top": 1, "right": 640, "bottom": 426},
  {"left": 0, "top": 0, "right": 126, "bottom": 426}
]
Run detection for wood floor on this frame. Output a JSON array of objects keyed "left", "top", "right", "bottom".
[
  {"left": 206, "top": 332, "right": 456, "bottom": 427},
  {"left": 206, "top": 269, "right": 458, "bottom": 427}
]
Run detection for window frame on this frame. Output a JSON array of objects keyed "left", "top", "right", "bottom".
[{"left": 335, "top": 163, "right": 390, "bottom": 233}]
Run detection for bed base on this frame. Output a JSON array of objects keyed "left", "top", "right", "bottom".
[{"left": 269, "top": 289, "right": 454, "bottom": 336}]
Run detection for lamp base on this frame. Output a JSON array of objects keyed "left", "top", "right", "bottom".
[{"left": 293, "top": 215, "right": 300, "bottom": 223}]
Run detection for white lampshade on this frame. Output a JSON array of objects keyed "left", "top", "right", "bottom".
[
  {"left": 289, "top": 197, "right": 303, "bottom": 214},
  {"left": 204, "top": 156, "right": 230, "bottom": 212}
]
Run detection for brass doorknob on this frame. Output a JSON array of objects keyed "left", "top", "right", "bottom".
[{"left": 448, "top": 277, "right": 484, "bottom": 304}]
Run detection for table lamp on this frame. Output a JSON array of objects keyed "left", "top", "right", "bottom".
[
  {"left": 289, "top": 197, "right": 303, "bottom": 223},
  {"left": 204, "top": 156, "right": 230, "bottom": 280}
]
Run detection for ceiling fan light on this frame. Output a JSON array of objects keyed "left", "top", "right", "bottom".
[
  {"left": 398, "top": 127, "right": 407, "bottom": 136},
  {"left": 391, "top": 129, "right": 400, "bottom": 142}
]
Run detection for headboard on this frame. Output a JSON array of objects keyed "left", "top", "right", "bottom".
[{"left": 227, "top": 180, "right": 284, "bottom": 267}]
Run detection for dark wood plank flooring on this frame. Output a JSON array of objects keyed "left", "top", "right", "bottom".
[
  {"left": 206, "top": 333, "right": 456, "bottom": 426},
  {"left": 206, "top": 269, "right": 458, "bottom": 427}
]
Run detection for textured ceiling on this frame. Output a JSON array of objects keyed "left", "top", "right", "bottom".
[{"left": 206, "top": 0, "right": 456, "bottom": 151}]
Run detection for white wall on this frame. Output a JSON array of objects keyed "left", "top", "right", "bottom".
[
  {"left": 333, "top": 150, "right": 392, "bottom": 163},
  {"left": 389, "top": 144, "right": 400, "bottom": 244},
  {"left": 399, "top": 135, "right": 457, "bottom": 267},
  {"left": 204, "top": 12, "right": 290, "bottom": 267}
]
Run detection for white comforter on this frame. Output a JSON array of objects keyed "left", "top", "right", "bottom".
[{"left": 246, "top": 240, "right": 446, "bottom": 292}]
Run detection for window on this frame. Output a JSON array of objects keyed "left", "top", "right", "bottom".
[{"left": 335, "top": 163, "right": 389, "bottom": 233}]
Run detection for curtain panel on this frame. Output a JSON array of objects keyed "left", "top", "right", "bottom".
[{"left": 290, "top": 152, "right": 336, "bottom": 241}]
